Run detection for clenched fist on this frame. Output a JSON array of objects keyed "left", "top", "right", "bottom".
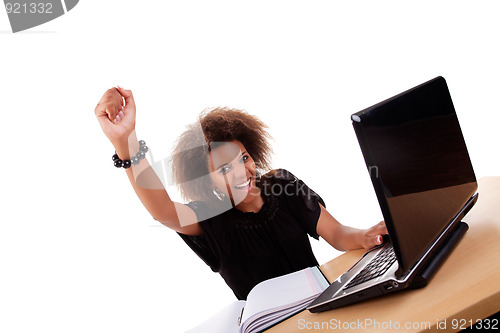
[{"left": 95, "top": 86, "right": 136, "bottom": 147}]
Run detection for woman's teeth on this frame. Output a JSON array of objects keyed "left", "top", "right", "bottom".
[{"left": 235, "top": 178, "right": 251, "bottom": 189}]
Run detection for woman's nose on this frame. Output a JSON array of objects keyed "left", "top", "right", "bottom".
[{"left": 233, "top": 163, "right": 247, "bottom": 181}]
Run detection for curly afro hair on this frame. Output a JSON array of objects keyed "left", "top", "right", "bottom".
[{"left": 171, "top": 107, "right": 273, "bottom": 203}]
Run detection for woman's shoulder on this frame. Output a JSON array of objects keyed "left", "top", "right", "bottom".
[
  {"left": 261, "top": 168, "right": 325, "bottom": 210},
  {"left": 185, "top": 200, "right": 228, "bottom": 224},
  {"left": 260, "top": 168, "right": 305, "bottom": 197}
]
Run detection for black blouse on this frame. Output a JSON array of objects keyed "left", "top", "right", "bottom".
[{"left": 178, "top": 169, "right": 325, "bottom": 300}]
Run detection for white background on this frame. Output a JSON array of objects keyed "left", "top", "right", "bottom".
[{"left": 1, "top": 1, "right": 499, "bottom": 332}]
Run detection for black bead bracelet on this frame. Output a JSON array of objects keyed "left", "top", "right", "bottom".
[{"left": 112, "top": 140, "right": 148, "bottom": 169}]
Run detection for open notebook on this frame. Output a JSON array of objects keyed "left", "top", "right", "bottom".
[{"left": 186, "top": 266, "right": 329, "bottom": 333}]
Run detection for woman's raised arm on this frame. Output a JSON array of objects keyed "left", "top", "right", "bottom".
[{"left": 94, "top": 87, "right": 201, "bottom": 236}]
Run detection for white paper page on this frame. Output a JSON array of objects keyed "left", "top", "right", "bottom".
[
  {"left": 244, "top": 299, "right": 312, "bottom": 333},
  {"left": 185, "top": 300, "right": 245, "bottom": 333},
  {"left": 241, "top": 267, "right": 328, "bottom": 324}
]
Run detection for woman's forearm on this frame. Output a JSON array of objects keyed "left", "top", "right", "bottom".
[
  {"left": 317, "top": 204, "right": 386, "bottom": 251},
  {"left": 113, "top": 130, "right": 181, "bottom": 227},
  {"left": 333, "top": 225, "right": 366, "bottom": 251},
  {"left": 96, "top": 87, "right": 199, "bottom": 233}
]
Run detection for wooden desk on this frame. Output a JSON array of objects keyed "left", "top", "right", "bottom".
[{"left": 268, "top": 177, "right": 500, "bottom": 333}]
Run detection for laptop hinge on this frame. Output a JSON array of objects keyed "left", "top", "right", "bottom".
[
  {"left": 396, "top": 192, "right": 478, "bottom": 281},
  {"left": 408, "top": 221, "right": 469, "bottom": 289}
]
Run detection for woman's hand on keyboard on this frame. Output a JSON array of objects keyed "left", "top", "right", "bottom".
[{"left": 359, "top": 221, "right": 388, "bottom": 249}]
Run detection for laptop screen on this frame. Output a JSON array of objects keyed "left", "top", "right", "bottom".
[{"left": 352, "top": 77, "right": 477, "bottom": 275}]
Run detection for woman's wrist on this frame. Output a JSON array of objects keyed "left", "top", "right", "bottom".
[
  {"left": 356, "top": 229, "right": 368, "bottom": 249},
  {"left": 113, "top": 140, "right": 148, "bottom": 169},
  {"left": 333, "top": 225, "right": 364, "bottom": 251},
  {"left": 113, "top": 130, "right": 139, "bottom": 160}
]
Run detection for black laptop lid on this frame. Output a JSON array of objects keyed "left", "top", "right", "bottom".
[{"left": 352, "top": 76, "right": 477, "bottom": 276}]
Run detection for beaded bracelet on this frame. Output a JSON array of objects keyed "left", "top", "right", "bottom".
[{"left": 112, "top": 140, "right": 148, "bottom": 169}]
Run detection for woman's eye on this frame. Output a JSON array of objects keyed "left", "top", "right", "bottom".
[
  {"left": 241, "top": 155, "right": 249, "bottom": 162},
  {"left": 220, "top": 165, "right": 231, "bottom": 174}
]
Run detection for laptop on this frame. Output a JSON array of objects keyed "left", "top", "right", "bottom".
[{"left": 308, "top": 76, "right": 478, "bottom": 313}]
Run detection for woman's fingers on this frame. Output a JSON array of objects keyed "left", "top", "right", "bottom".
[
  {"left": 95, "top": 88, "right": 123, "bottom": 122},
  {"left": 361, "top": 221, "right": 389, "bottom": 249},
  {"left": 114, "top": 110, "right": 125, "bottom": 124},
  {"left": 375, "top": 220, "right": 388, "bottom": 235},
  {"left": 381, "top": 224, "right": 388, "bottom": 235},
  {"left": 95, "top": 86, "right": 138, "bottom": 148},
  {"left": 116, "top": 86, "right": 136, "bottom": 116},
  {"left": 374, "top": 235, "right": 384, "bottom": 246},
  {"left": 363, "top": 234, "right": 384, "bottom": 249},
  {"left": 95, "top": 106, "right": 114, "bottom": 138}
]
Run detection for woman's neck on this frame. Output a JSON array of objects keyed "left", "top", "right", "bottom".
[{"left": 235, "top": 193, "right": 264, "bottom": 213}]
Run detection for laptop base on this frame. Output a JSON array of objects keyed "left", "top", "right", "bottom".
[{"left": 308, "top": 222, "right": 470, "bottom": 313}]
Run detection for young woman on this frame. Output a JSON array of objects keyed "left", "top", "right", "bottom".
[{"left": 94, "top": 86, "right": 388, "bottom": 300}]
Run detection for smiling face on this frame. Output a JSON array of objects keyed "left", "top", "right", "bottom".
[{"left": 208, "top": 140, "right": 261, "bottom": 208}]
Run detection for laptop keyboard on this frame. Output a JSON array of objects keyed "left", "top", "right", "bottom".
[{"left": 344, "top": 244, "right": 396, "bottom": 289}]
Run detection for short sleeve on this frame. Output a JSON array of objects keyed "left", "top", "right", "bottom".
[
  {"left": 271, "top": 169, "right": 326, "bottom": 240},
  {"left": 177, "top": 201, "right": 220, "bottom": 272}
]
